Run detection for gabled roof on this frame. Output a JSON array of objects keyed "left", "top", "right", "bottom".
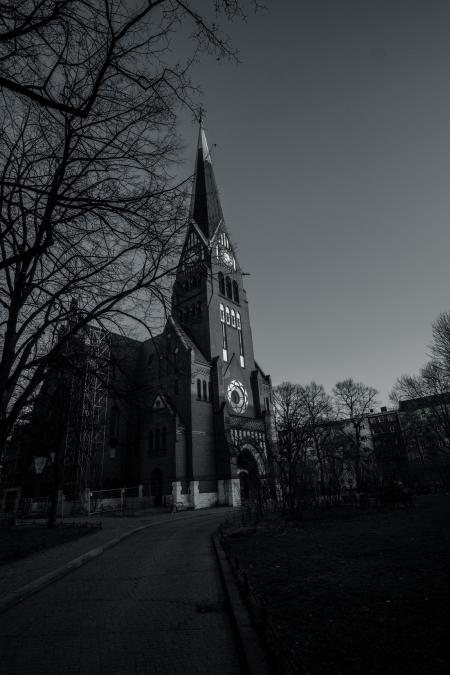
[
  {"left": 189, "top": 120, "right": 224, "bottom": 240},
  {"left": 168, "top": 316, "right": 210, "bottom": 366}
]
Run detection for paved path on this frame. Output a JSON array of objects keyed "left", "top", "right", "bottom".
[
  {"left": 0, "top": 508, "right": 244, "bottom": 674},
  {"left": 0, "top": 509, "right": 167, "bottom": 599}
]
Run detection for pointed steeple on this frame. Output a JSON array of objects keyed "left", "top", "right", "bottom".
[{"left": 189, "top": 115, "right": 224, "bottom": 239}]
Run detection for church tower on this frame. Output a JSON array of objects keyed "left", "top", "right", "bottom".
[{"left": 166, "top": 118, "right": 274, "bottom": 507}]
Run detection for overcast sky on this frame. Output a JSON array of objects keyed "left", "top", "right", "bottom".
[{"left": 177, "top": 0, "right": 450, "bottom": 406}]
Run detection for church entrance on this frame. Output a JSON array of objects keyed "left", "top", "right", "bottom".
[
  {"left": 237, "top": 447, "right": 260, "bottom": 503},
  {"left": 150, "top": 468, "right": 163, "bottom": 506}
]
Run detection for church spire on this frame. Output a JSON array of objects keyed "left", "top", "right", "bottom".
[{"left": 189, "top": 115, "right": 224, "bottom": 239}]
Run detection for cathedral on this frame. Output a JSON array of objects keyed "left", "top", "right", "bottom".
[{"left": 21, "top": 121, "right": 275, "bottom": 510}]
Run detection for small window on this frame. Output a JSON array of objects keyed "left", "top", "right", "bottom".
[
  {"left": 233, "top": 281, "right": 239, "bottom": 304},
  {"left": 220, "top": 303, "right": 225, "bottom": 323},
  {"left": 231, "top": 309, "right": 236, "bottom": 328},
  {"left": 203, "top": 380, "right": 207, "bottom": 401},
  {"left": 236, "top": 312, "right": 241, "bottom": 330},
  {"left": 190, "top": 303, "right": 195, "bottom": 317},
  {"left": 226, "top": 276, "right": 232, "bottom": 299},
  {"left": 225, "top": 307, "right": 230, "bottom": 325},
  {"left": 218, "top": 272, "right": 225, "bottom": 295},
  {"left": 197, "top": 379, "right": 202, "bottom": 399}
]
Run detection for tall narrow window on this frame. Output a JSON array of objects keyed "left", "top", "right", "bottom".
[
  {"left": 238, "top": 329, "right": 245, "bottom": 368},
  {"left": 222, "top": 323, "right": 228, "bottom": 362},
  {"left": 233, "top": 281, "right": 239, "bottom": 304},
  {"left": 155, "top": 428, "right": 161, "bottom": 452},
  {"left": 162, "top": 427, "right": 167, "bottom": 450},
  {"left": 203, "top": 380, "right": 207, "bottom": 401},
  {"left": 236, "top": 312, "right": 241, "bottom": 330},
  {"left": 226, "top": 276, "right": 232, "bottom": 299},
  {"left": 231, "top": 309, "right": 236, "bottom": 328},
  {"left": 225, "top": 306, "right": 230, "bottom": 325},
  {"left": 190, "top": 303, "right": 196, "bottom": 317},
  {"left": 218, "top": 272, "right": 225, "bottom": 295},
  {"left": 220, "top": 303, "right": 225, "bottom": 323},
  {"left": 197, "top": 379, "right": 202, "bottom": 399}
]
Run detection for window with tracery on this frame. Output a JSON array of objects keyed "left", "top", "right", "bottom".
[
  {"left": 226, "top": 276, "right": 232, "bottom": 299},
  {"left": 232, "top": 280, "right": 239, "bottom": 304}
]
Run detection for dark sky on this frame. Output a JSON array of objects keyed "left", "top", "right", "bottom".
[{"left": 177, "top": 0, "right": 450, "bottom": 405}]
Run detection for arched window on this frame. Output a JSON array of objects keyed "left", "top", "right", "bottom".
[
  {"left": 231, "top": 309, "right": 236, "bottom": 328},
  {"left": 155, "top": 428, "right": 161, "bottom": 452},
  {"left": 233, "top": 281, "right": 239, "bottom": 304},
  {"left": 225, "top": 306, "right": 230, "bottom": 325},
  {"left": 162, "top": 427, "right": 167, "bottom": 450},
  {"left": 236, "top": 312, "right": 241, "bottom": 330},
  {"left": 220, "top": 303, "right": 225, "bottom": 323},
  {"left": 226, "top": 276, "right": 232, "bottom": 299},
  {"left": 218, "top": 272, "right": 225, "bottom": 295},
  {"left": 203, "top": 380, "right": 207, "bottom": 401},
  {"left": 148, "top": 430, "right": 153, "bottom": 456},
  {"left": 197, "top": 379, "right": 202, "bottom": 399}
]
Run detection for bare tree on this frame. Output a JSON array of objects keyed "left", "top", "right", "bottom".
[
  {"left": 430, "top": 312, "right": 450, "bottom": 371},
  {"left": 272, "top": 382, "right": 312, "bottom": 513},
  {"left": 298, "top": 382, "right": 337, "bottom": 498},
  {"left": 0, "top": 0, "right": 259, "bottom": 460},
  {"left": 0, "top": 1, "right": 252, "bottom": 120},
  {"left": 391, "top": 361, "right": 450, "bottom": 481},
  {"left": 332, "top": 378, "right": 378, "bottom": 492}
]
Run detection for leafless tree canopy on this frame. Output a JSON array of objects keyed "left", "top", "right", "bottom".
[{"left": 0, "top": 0, "right": 259, "bottom": 449}]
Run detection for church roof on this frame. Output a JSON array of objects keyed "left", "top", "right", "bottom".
[
  {"left": 168, "top": 316, "right": 210, "bottom": 367},
  {"left": 189, "top": 119, "right": 224, "bottom": 239}
]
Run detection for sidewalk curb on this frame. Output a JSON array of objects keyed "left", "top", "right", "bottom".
[
  {"left": 0, "top": 521, "right": 158, "bottom": 615},
  {"left": 212, "top": 535, "right": 272, "bottom": 675}
]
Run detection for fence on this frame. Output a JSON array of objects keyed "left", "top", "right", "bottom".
[{"left": 1, "top": 486, "right": 165, "bottom": 522}]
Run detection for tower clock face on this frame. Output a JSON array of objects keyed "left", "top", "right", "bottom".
[
  {"left": 227, "top": 380, "right": 248, "bottom": 414},
  {"left": 220, "top": 248, "right": 235, "bottom": 269}
]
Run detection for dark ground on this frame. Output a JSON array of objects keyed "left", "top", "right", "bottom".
[
  {"left": 222, "top": 495, "right": 450, "bottom": 674},
  {"left": 0, "top": 523, "right": 97, "bottom": 564}
]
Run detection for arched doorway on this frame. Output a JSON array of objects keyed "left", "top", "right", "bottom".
[
  {"left": 150, "top": 468, "right": 163, "bottom": 506},
  {"left": 237, "top": 446, "right": 260, "bottom": 502}
]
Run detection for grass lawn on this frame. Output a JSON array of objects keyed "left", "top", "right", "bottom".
[
  {"left": 0, "top": 522, "right": 98, "bottom": 565},
  {"left": 222, "top": 495, "right": 450, "bottom": 674}
]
